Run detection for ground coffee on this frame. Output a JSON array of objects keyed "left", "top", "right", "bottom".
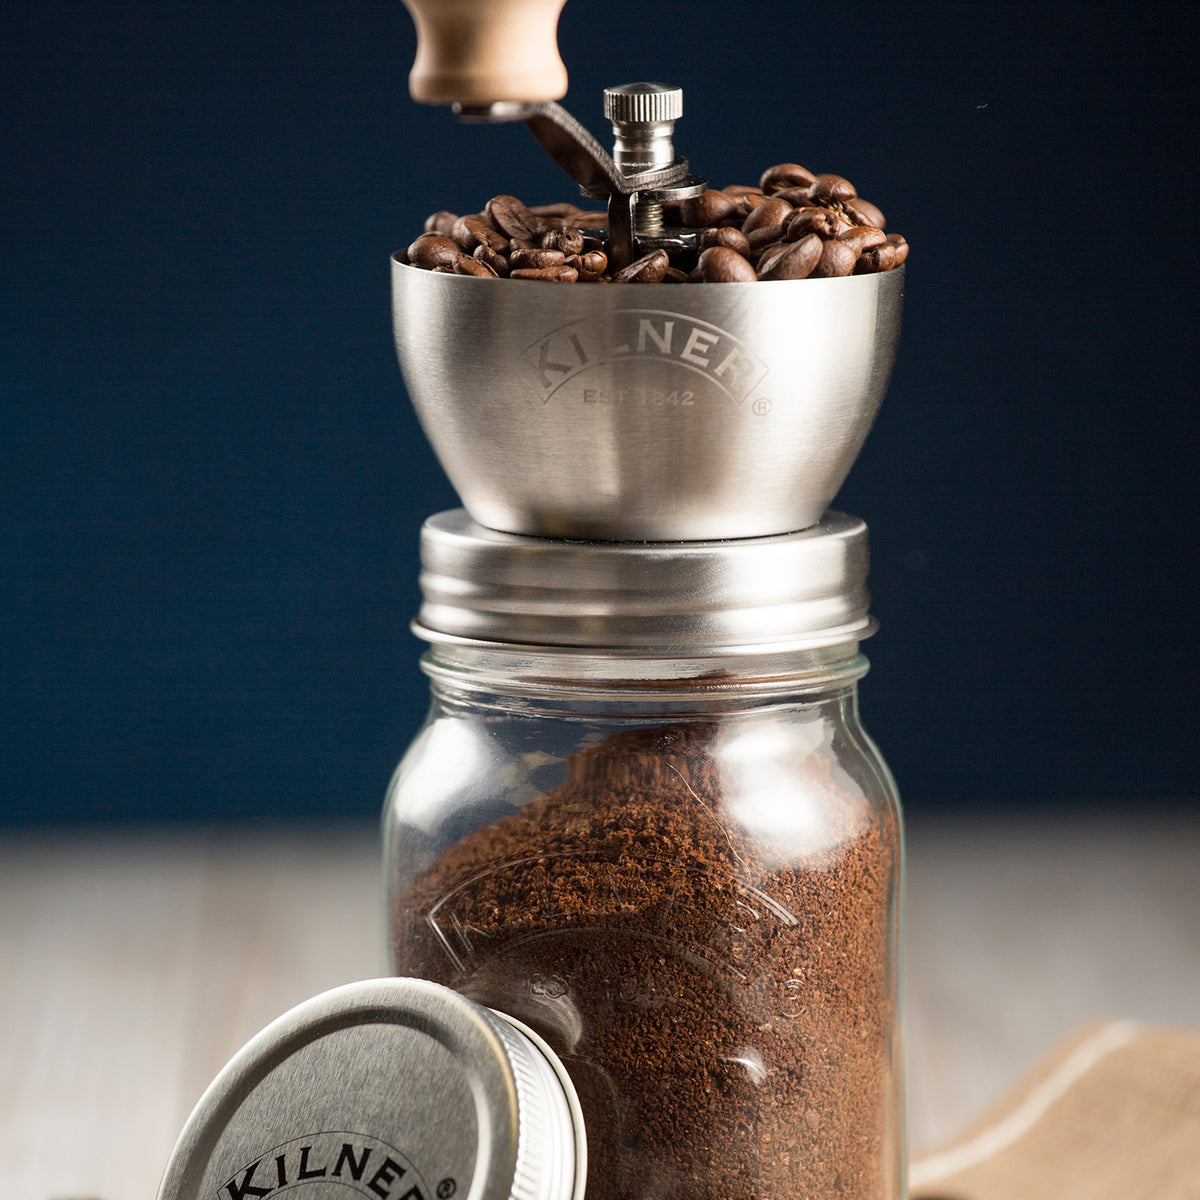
[{"left": 391, "top": 721, "right": 899, "bottom": 1200}]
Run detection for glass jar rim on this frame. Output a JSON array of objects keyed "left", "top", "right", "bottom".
[{"left": 421, "top": 641, "right": 871, "bottom": 701}]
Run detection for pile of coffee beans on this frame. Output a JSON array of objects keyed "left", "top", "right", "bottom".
[{"left": 400, "top": 162, "right": 906, "bottom": 283}]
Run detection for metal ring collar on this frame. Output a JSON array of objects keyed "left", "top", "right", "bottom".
[{"left": 413, "top": 510, "right": 875, "bottom": 657}]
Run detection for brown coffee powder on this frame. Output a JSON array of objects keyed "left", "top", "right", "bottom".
[{"left": 391, "top": 721, "right": 899, "bottom": 1200}]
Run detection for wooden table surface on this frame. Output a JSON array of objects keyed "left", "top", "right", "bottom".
[{"left": 3, "top": 809, "right": 1197, "bottom": 1200}]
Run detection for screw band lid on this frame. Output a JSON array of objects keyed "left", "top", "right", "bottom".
[
  {"left": 157, "top": 979, "right": 585, "bottom": 1200},
  {"left": 414, "top": 509, "right": 874, "bottom": 657}
]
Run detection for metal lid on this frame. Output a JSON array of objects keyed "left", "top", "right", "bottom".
[
  {"left": 157, "top": 978, "right": 586, "bottom": 1200},
  {"left": 414, "top": 509, "right": 874, "bottom": 655}
]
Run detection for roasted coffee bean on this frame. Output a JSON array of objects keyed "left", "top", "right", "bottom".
[
  {"left": 759, "top": 162, "right": 816, "bottom": 193},
  {"left": 886, "top": 233, "right": 910, "bottom": 265},
  {"left": 809, "top": 173, "right": 858, "bottom": 204},
  {"left": 480, "top": 217, "right": 513, "bottom": 252},
  {"left": 681, "top": 190, "right": 740, "bottom": 228},
  {"left": 843, "top": 196, "right": 886, "bottom": 230},
  {"left": 742, "top": 197, "right": 793, "bottom": 235},
  {"left": 736, "top": 191, "right": 772, "bottom": 216},
  {"left": 454, "top": 254, "right": 498, "bottom": 277},
  {"left": 473, "top": 243, "right": 510, "bottom": 276},
  {"left": 573, "top": 210, "right": 608, "bottom": 228},
  {"left": 510, "top": 247, "right": 566, "bottom": 270},
  {"left": 811, "top": 239, "right": 858, "bottom": 278},
  {"left": 784, "top": 207, "right": 843, "bottom": 240},
  {"left": 453, "top": 214, "right": 508, "bottom": 254},
  {"left": 663, "top": 266, "right": 691, "bottom": 283},
  {"left": 758, "top": 232, "right": 823, "bottom": 281},
  {"left": 772, "top": 185, "right": 816, "bottom": 206},
  {"left": 696, "top": 245, "right": 757, "bottom": 283},
  {"left": 485, "top": 194, "right": 540, "bottom": 240},
  {"left": 699, "top": 226, "right": 752, "bottom": 257},
  {"left": 853, "top": 243, "right": 898, "bottom": 274},
  {"left": 564, "top": 254, "right": 600, "bottom": 283},
  {"left": 612, "top": 249, "right": 670, "bottom": 284},
  {"left": 746, "top": 225, "right": 787, "bottom": 255},
  {"left": 723, "top": 184, "right": 765, "bottom": 198},
  {"left": 753, "top": 241, "right": 788, "bottom": 276},
  {"left": 541, "top": 226, "right": 586, "bottom": 256},
  {"left": 407, "top": 234, "right": 464, "bottom": 270},
  {"left": 580, "top": 249, "right": 608, "bottom": 275},
  {"left": 839, "top": 225, "right": 889, "bottom": 253},
  {"left": 424, "top": 210, "right": 459, "bottom": 236},
  {"left": 510, "top": 265, "right": 579, "bottom": 282},
  {"left": 529, "top": 202, "right": 584, "bottom": 219}
]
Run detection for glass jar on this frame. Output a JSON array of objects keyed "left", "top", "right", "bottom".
[{"left": 384, "top": 510, "right": 905, "bottom": 1200}]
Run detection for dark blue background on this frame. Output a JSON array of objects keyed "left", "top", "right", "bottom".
[{"left": 4, "top": 0, "right": 1197, "bottom": 826}]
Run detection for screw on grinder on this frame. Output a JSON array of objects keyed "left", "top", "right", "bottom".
[{"left": 392, "top": 0, "right": 905, "bottom": 542}]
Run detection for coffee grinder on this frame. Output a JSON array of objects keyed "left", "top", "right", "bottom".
[{"left": 387, "top": 0, "right": 906, "bottom": 1195}]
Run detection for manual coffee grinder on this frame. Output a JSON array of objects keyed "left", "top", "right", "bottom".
[
  {"left": 382, "top": 2, "right": 907, "bottom": 1197},
  {"left": 387, "top": 0, "right": 907, "bottom": 1196}
]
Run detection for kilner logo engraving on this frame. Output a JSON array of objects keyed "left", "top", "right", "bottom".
[
  {"left": 522, "top": 309, "right": 768, "bottom": 404},
  {"left": 218, "top": 1132, "right": 432, "bottom": 1200}
]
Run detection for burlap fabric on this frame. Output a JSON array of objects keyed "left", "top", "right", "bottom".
[{"left": 909, "top": 1022, "right": 1200, "bottom": 1200}]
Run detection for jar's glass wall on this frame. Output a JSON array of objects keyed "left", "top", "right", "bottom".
[{"left": 384, "top": 656, "right": 904, "bottom": 1200}]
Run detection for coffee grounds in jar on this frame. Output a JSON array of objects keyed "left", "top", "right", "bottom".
[{"left": 392, "top": 722, "right": 899, "bottom": 1200}]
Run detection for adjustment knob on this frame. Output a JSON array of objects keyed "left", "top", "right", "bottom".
[
  {"left": 603, "top": 83, "right": 684, "bottom": 175},
  {"left": 603, "top": 82, "right": 684, "bottom": 125}
]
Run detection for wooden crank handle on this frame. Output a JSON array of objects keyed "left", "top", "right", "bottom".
[{"left": 400, "top": 0, "right": 568, "bottom": 105}]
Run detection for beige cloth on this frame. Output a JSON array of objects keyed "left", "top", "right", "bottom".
[{"left": 909, "top": 1021, "right": 1200, "bottom": 1200}]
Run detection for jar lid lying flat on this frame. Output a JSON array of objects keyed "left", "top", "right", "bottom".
[
  {"left": 157, "top": 978, "right": 585, "bottom": 1200},
  {"left": 414, "top": 508, "right": 874, "bottom": 655}
]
